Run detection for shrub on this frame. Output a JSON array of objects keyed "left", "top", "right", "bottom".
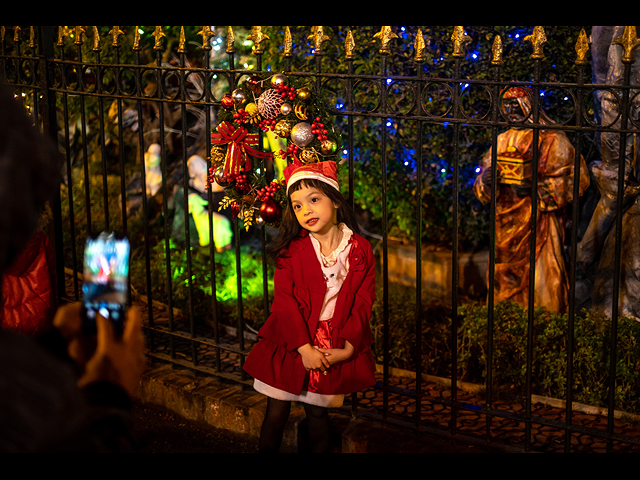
[{"left": 371, "top": 285, "right": 640, "bottom": 415}]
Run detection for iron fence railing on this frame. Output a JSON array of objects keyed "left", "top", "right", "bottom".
[{"left": 2, "top": 26, "right": 640, "bottom": 453}]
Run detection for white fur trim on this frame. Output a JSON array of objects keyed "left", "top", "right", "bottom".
[{"left": 286, "top": 171, "right": 340, "bottom": 194}]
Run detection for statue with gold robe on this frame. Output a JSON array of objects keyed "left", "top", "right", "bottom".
[{"left": 474, "top": 87, "right": 591, "bottom": 313}]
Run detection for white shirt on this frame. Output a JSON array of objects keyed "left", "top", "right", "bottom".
[{"left": 309, "top": 224, "right": 353, "bottom": 322}]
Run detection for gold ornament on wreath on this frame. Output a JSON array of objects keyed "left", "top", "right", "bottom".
[
  {"left": 207, "top": 72, "right": 343, "bottom": 231},
  {"left": 274, "top": 120, "right": 292, "bottom": 138},
  {"left": 244, "top": 103, "right": 261, "bottom": 126}
]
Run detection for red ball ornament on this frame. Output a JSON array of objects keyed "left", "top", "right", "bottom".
[
  {"left": 259, "top": 199, "right": 282, "bottom": 223},
  {"left": 221, "top": 93, "right": 235, "bottom": 110}
]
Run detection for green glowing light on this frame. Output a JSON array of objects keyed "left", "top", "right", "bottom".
[{"left": 165, "top": 239, "right": 272, "bottom": 303}]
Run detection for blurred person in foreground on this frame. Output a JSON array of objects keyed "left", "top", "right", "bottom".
[{"left": 0, "top": 82, "right": 146, "bottom": 453}]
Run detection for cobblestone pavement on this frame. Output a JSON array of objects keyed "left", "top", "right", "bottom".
[
  {"left": 139, "top": 304, "right": 640, "bottom": 453},
  {"left": 64, "top": 272, "right": 640, "bottom": 453}
]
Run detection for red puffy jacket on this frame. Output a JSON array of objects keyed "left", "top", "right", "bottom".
[{"left": 0, "top": 230, "right": 57, "bottom": 336}]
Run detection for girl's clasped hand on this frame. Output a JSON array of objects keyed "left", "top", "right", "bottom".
[
  {"left": 298, "top": 343, "right": 331, "bottom": 373},
  {"left": 318, "top": 340, "right": 355, "bottom": 366},
  {"left": 298, "top": 340, "right": 355, "bottom": 373}
]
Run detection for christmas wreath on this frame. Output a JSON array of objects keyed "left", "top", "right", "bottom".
[{"left": 207, "top": 73, "right": 342, "bottom": 230}]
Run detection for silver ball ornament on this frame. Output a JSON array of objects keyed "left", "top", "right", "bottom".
[
  {"left": 280, "top": 102, "right": 293, "bottom": 116},
  {"left": 232, "top": 88, "right": 246, "bottom": 105},
  {"left": 271, "top": 73, "right": 288, "bottom": 88},
  {"left": 290, "top": 122, "right": 315, "bottom": 148}
]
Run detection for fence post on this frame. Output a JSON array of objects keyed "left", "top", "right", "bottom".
[{"left": 37, "top": 26, "right": 65, "bottom": 302}]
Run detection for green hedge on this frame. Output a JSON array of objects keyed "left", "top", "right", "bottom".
[{"left": 370, "top": 284, "right": 640, "bottom": 415}]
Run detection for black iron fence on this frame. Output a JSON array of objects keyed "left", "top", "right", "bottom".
[{"left": 3, "top": 26, "right": 640, "bottom": 453}]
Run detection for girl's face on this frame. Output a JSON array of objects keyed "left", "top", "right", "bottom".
[{"left": 289, "top": 184, "right": 339, "bottom": 236}]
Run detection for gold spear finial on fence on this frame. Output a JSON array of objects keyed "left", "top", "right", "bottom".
[
  {"left": 575, "top": 29, "right": 590, "bottom": 65},
  {"left": 226, "top": 26, "right": 235, "bottom": 54},
  {"left": 283, "top": 27, "right": 293, "bottom": 57},
  {"left": 152, "top": 26, "right": 166, "bottom": 51},
  {"left": 133, "top": 27, "right": 141, "bottom": 51},
  {"left": 29, "top": 27, "right": 36, "bottom": 49},
  {"left": 309, "top": 26, "right": 330, "bottom": 55},
  {"left": 248, "top": 26, "right": 269, "bottom": 54},
  {"left": 198, "top": 26, "right": 214, "bottom": 51},
  {"left": 74, "top": 26, "right": 86, "bottom": 46},
  {"left": 451, "top": 26, "right": 471, "bottom": 58},
  {"left": 612, "top": 26, "right": 640, "bottom": 64},
  {"left": 178, "top": 27, "right": 186, "bottom": 53},
  {"left": 56, "top": 26, "right": 67, "bottom": 47},
  {"left": 492, "top": 35, "right": 503, "bottom": 66},
  {"left": 13, "top": 26, "right": 20, "bottom": 43},
  {"left": 414, "top": 30, "right": 427, "bottom": 63},
  {"left": 109, "top": 26, "right": 124, "bottom": 48},
  {"left": 525, "top": 26, "right": 547, "bottom": 59},
  {"left": 373, "top": 26, "right": 398, "bottom": 55},
  {"left": 345, "top": 31, "right": 356, "bottom": 60},
  {"left": 92, "top": 26, "right": 101, "bottom": 52}
]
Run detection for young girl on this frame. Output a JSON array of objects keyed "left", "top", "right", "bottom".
[{"left": 243, "top": 160, "right": 377, "bottom": 453}]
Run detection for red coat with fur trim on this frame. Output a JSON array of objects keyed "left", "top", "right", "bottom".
[{"left": 243, "top": 231, "right": 377, "bottom": 396}]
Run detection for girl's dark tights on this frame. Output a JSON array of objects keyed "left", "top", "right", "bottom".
[
  {"left": 259, "top": 398, "right": 290, "bottom": 453},
  {"left": 259, "top": 397, "right": 330, "bottom": 453},
  {"left": 303, "top": 402, "right": 330, "bottom": 453}
]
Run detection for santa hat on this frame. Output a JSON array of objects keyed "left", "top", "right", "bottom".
[{"left": 284, "top": 161, "right": 340, "bottom": 194}]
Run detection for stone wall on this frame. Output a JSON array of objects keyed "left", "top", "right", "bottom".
[{"left": 384, "top": 241, "right": 489, "bottom": 299}]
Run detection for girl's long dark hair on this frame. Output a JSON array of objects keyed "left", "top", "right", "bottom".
[{"left": 268, "top": 178, "right": 359, "bottom": 263}]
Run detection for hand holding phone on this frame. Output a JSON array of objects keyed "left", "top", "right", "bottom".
[
  {"left": 54, "top": 303, "right": 146, "bottom": 397},
  {"left": 78, "top": 306, "right": 146, "bottom": 397},
  {"left": 81, "top": 232, "right": 130, "bottom": 337}
]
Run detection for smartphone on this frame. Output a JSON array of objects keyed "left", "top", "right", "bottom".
[{"left": 81, "top": 232, "right": 130, "bottom": 337}]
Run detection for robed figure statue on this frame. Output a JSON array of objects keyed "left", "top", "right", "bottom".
[{"left": 474, "top": 87, "right": 590, "bottom": 313}]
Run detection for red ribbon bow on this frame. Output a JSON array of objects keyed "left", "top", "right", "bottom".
[{"left": 211, "top": 121, "right": 273, "bottom": 176}]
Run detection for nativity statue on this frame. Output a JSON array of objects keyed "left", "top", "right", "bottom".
[{"left": 474, "top": 86, "right": 590, "bottom": 314}]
